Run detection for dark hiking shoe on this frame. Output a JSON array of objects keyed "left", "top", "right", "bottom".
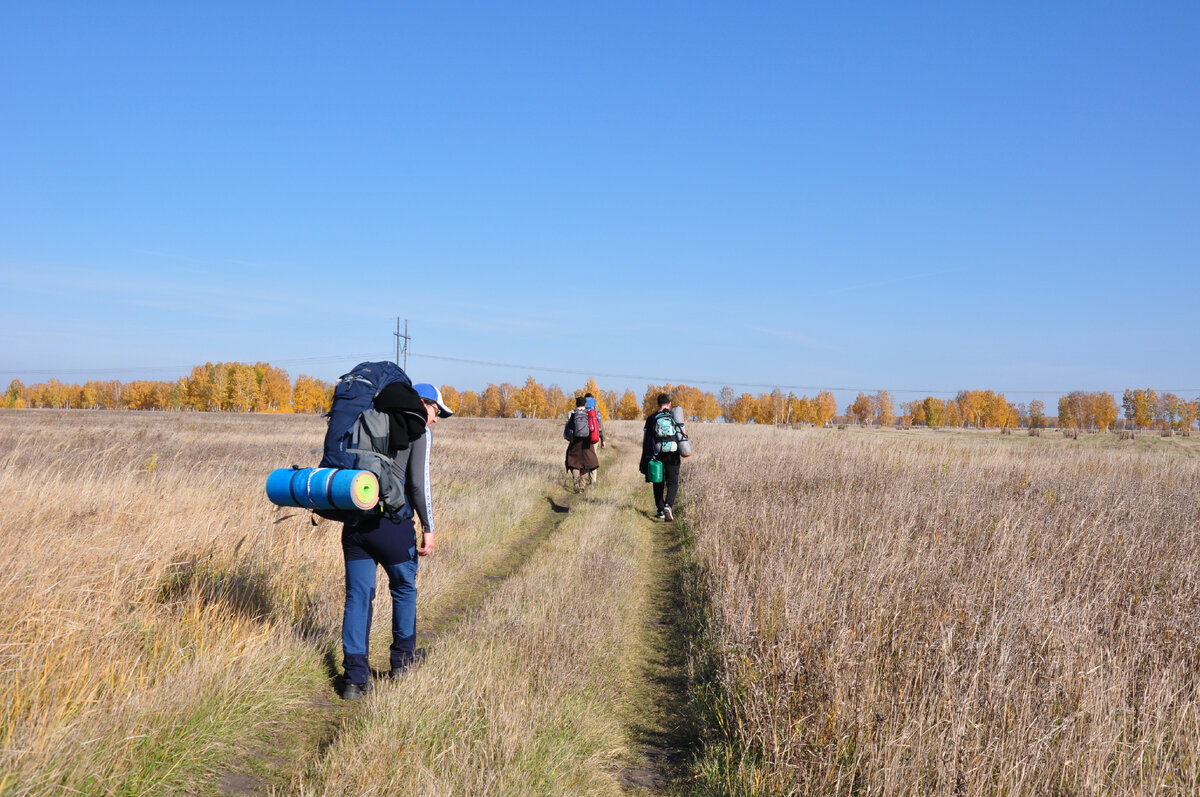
[
  {"left": 663, "top": 505, "right": 674, "bottom": 522},
  {"left": 654, "top": 510, "right": 666, "bottom": 521},
  {"left": 389, "top": 648, "right": 427, "bottom": 679},
  {"left": 341, "top": 681, "right": 373, "bottom": 701}
]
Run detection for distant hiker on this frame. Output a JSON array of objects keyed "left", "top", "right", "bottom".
[
  {"left": 563, "top": 393, "right": 605, "bottom": 492},
  {"left": 339, "top": 382, "right": 453, "bottom": 700},
  {"left": 640, "top": 393, "right": 684, "bottom": 521}
]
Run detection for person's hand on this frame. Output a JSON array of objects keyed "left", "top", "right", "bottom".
[
  {"left": 601, "top": 440, "right": 606, "bottom": 449},
  {"left": 417, "top": 531, "right": 435, "bottom": 556}
]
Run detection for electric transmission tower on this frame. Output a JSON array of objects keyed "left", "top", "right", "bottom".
[{"left": 394, "top": 318, "right": 410, "bottom": 370}]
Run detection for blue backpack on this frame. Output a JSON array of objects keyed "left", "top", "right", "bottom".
[
  {"left": 319, "top": 361, "right": 412, "bottom": 517},
  {"left": 653, "top": 410, "right": 679, "bottom": 453}
]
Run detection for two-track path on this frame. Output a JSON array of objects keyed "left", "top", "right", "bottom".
[{"left": 209, "top": 432, "right": 694, "bottom": 796}]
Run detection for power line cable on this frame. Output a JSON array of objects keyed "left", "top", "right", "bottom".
[
  {"left": 405, "top": 352, "right": 1200, "bottom": 396},
  {"left": 3, "top": 352, "right": 1197, "bottom": 397}
]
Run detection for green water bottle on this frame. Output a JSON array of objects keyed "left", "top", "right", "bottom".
[{"left": 648, "top": 459, "right": 663, "bottom": 483}]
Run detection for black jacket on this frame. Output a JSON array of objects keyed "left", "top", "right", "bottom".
[{"left": 373, "top": 382, "right": 428, "bottom": 454}]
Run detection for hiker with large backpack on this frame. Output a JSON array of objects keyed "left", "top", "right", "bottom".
[
  {"left": 563, "top": 392, "right": 605, "bottom": 492},
  {"left": 639, "top": 392, "right": 684, "bottom": 521},
  {"left": 323, "top": 361, "right": 454, "bottom": 700}
]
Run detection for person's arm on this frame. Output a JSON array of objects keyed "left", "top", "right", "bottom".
[
  {"left": 598, "top": 410, "right": 606, "bottom": 447},
  {"left": 563, "top": 411, "right": 574, "bottom": 441},
  {"left": 405, "top": 432, "right": 436, "bottom": 555},
  {"left": 640, "top": 419, "right": 652, "bottom": 472}
]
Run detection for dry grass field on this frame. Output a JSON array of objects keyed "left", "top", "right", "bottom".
[
  {"left": 0, "top": 410, "right": 669, "bottom": 795},
  {"left": 681, "top": 424, "right": 1200, "bottom": 795},
  {"left": 2, "top": 410, "right": 1198, "bottom": 795}
]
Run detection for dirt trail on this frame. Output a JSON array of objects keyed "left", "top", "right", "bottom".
[
  {"left": 611, "top": 448, "right": 698, "bottom": 794},
  {"left": 208, "top": 479, "right": 585, "bottom": 795},
  {"left": 208, "top": 436, "right": 697, "bottom": 795}
]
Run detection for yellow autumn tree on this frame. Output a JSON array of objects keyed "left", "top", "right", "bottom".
[
  {"left": 1123, "top": 388, "right": 1157, "bottom": 430},
  {"left": 292, "top": 375, "right": 330, "bottom": 414},
  {"left": 618, "top": 390, "right": 641, "bottom": 420},
  {"left": 576, "top": 377, "right": 607, "bottom": 419},
  {"left": 439, "top": 385, "right": 460, "bottom": 414},
  {"left": 731, "top": 393, "right": 756, "bottom": 423},
  {"left": 875, "top": 390, "right": 895, "bottom": 426},
  {"left": 601, "top": 390, "right": 620, "bottom": 420},
  {"left": 481, "top": 384, "right": 503, "bottom": 418},
  {"left": 848, "top": 393, "right": 875, "bottom": 425},
  {"left": 255, "top": 363, "right": 292, "bottom": 413},
  {"left": 457, "top": 390, "right": 481, "bottom": 417},
  {"left": 944, "top": 401, "right": 963, "bottom": 428},
  {"left": 815, "top": 391, "right": 838, "bottom": 427},
  {"left": 1092, "top": 392, "right": 1118, "bottom": 432},
  {"left": 224, "top": 363, "right": 260, "bottom": 412},
  {"left": 514, "top": 376, "right": 548, "bottom": 419},
  {"left": 698, "top": 391, "right": 721, "bottom": 421},
  {"left": 545, "top": 385, "right": 569, "bottom": 418}
]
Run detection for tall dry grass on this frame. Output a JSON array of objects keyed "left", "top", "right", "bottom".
[
  {"left": 0, "top": 410, "right": 567, "bottom": 794},
  {"left": 297, "top": 458, "right": 648, "bottom": 796},
  {"left": 682, "top": 424, "right": 1200, "bottom": 795}
]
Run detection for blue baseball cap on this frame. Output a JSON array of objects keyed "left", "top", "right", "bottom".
[{"left": 413, "top": 383, "right": 453, "bottom": 418}]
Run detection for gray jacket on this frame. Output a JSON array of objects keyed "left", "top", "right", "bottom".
[{"left": 389, "top": 430, "right": 435, "bottom": 531}]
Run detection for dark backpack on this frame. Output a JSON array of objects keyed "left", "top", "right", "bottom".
[
  {"left": 571, "top": 408, "right": 590, "bottom": 438},
  {"left": 319, "top": 361, "right": 413, "bottom": 519}
]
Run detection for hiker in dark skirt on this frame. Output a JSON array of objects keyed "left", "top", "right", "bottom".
[{"left": 563, "top": 395, "right": 605, "bottom": 492}]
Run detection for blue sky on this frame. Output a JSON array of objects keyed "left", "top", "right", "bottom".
[{"left": 2, "top": 2, "right": 1196, "bottom": 407}]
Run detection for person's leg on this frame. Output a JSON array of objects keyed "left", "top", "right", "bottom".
[
  {"left": 663, "top": 459, "right": 681, "bottom": 518},
  {"left": 372, "top": 515, "right": 421, "bottom": 672},
  {"left": 342, "top": 537, "right": 378, "bottom": 687},
  {"left": 652, "top": 482, "right": 665, "bottom": 513},
  {"left": 588, "top": 467, "right": 598, "bottom": 485}
]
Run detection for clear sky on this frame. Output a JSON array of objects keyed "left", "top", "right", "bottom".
[{"left": 2, "top": 2, "right": 1197, "bottom": 408}]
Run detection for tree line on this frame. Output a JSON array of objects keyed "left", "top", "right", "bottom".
[
  {"left": 4, "top": 362, "right": 332, "bottom": 414},
  {"left": 5, "top": 367, "right": 1197, "bottom": 432}
]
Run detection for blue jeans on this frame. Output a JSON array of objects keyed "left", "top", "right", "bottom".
[{"left": 341, "top": 513, "right": 418, "bottom": 685}]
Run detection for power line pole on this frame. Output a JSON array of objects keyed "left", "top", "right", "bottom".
[{"left": 394, "top": 318, "right": 411, "bottom": 371}]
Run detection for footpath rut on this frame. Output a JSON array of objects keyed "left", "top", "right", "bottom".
[{"left": 209, "top": 436, "right": 696, "bottom": 796}]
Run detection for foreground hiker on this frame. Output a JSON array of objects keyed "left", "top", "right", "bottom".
[
  {"left": 639, "top": 393, "right": 684, "bottom": 521},
  {"left": 563, "top": 393, "right": 605, "bottom": 492},
  {"left": 339, "top": 382, "right": 453, "bottom": 700}
]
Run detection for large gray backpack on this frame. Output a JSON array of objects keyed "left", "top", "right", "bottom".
[{"left": 571, "top": 408, "right": 590, "bottom": 438}]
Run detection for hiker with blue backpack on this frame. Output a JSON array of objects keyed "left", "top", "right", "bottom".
[
  {"left": 318, "top": 361, "right": 454, "bottom": 701},
  {"left": 640, "top": 393, "right": 685, "bottom": 521},
  {"left": 563, "top": 393, "right": 605, "bottom": 493}
]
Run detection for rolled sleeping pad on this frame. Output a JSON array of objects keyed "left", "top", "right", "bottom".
[
  {"left": 265, "top": 467, "right": 379, "bottom": 511},
  {"left": 671, "top": 406, "right": 693, "bottom": 457}
]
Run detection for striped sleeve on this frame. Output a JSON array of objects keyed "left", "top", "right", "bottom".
[{"left": 405, "top": 430, "right": 434, "bottom": 532}]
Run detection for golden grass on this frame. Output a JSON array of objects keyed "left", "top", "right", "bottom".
[
  {"left": 681, "top": 423, "right": 1200, "bottom": 795},
  {"left": 8, "top": 408, "right": 1196, "bottom": 795},
  {"left": 297, "top": 464, "right": 647, "bottom": 795},
  {"left": 0, "top": 410, "right": 578, "bottom": 794}
]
